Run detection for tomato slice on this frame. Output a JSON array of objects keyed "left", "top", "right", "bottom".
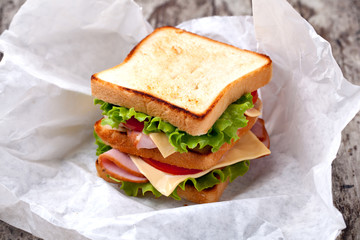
[
  {"left": 251, "top": 90, "right": 258, "bottom": 104},
  {"left": 142, "top": 158, "right": 203, "bottom": 175},
  {"left": 123, "top": 117, "right": 144, "bottom": 132}
]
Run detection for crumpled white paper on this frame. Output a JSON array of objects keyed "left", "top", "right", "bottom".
[{"left": 1, "top": 0, "right": 359, "bottom": 239}]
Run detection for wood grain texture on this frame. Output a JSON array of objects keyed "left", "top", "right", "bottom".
[{"left": 0, "top": 0, "right": 359, "bottom": 239}]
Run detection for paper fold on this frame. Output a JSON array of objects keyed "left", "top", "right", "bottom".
[{"left": 1, "top": 0, "right": 359, "bottom": 239}]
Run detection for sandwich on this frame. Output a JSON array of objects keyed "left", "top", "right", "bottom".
[{"left": 91, "top": 26, "right": 272, "bottom": 203}]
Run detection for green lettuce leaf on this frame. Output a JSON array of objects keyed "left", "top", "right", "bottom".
[
  {"left": 95, "top": 93, "right": 253, "bottom": 153},
  {"left": 94, "top": 131, "right": 111, "bottom": 156}
]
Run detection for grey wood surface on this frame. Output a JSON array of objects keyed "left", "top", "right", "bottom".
[{"left": 0, "top": 0, "right": 359, "bottom": 239}]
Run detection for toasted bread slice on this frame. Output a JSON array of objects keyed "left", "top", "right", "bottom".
[
  {"left": 91, "top": 26, "right": 272, "bottom": 136},
  {"left": 177, "top": 180, "right": 229, "bottom": 204},
  {"left": 94, "top": 99, "right": 261, "bottom": 170}
]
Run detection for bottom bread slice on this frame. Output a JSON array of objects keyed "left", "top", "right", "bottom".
[{"left": 177, "top": 180, "right": 229, "bottom": 203}]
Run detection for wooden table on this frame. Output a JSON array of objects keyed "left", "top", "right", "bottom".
[{"left": 0, "top": 0, "right": 359, "bottom": 239}]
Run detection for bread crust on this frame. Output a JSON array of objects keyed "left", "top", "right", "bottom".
[
  {"left": 91, "top": 26, "right": 272, "bottom": 136},
  {"left": 177, "top": 180, "right": 229, "bottom": 203},
  {"left": 94, "top": 100, "right": 260, "bottom": 170}
]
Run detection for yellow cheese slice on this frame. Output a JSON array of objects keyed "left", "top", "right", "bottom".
[
  {"left": 149, "top": 132, "right": 176, "bottom": 158},
  {"left": 131, "top": 131, "right": 270, "bottom": 196}
]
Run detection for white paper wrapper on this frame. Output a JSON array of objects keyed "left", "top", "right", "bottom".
[{"left": 1, "top": 0, "right": 359, "bottom": 239}]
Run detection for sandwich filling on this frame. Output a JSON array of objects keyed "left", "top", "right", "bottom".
[
  {"left": 94, "top": 92, "right": 270, "bottom": 200},
  {"left": 95, "top": 92, "right": 256, "bottom": 154}
]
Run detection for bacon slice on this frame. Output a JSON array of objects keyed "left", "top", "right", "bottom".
[{"left": 97, "top": 149, "right": 148, "bottom": 183}]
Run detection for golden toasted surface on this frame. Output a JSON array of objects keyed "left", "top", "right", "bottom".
[{"left": 92, "top": 26, "right": 272, "bottom": 135}]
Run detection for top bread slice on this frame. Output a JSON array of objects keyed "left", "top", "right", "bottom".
[{"left": 91, "top": 26, "right": 272, "bottom": 136}]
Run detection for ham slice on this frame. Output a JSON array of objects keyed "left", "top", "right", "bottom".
[
  {"left": 250, "top": 118, "right": 270, "bottom": 148},
  {"left": 128, "top": 131, "right": 157, "bottom": 149},
  {"left": 97, "top": 149, "right": 148, "bottom": 183}
]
